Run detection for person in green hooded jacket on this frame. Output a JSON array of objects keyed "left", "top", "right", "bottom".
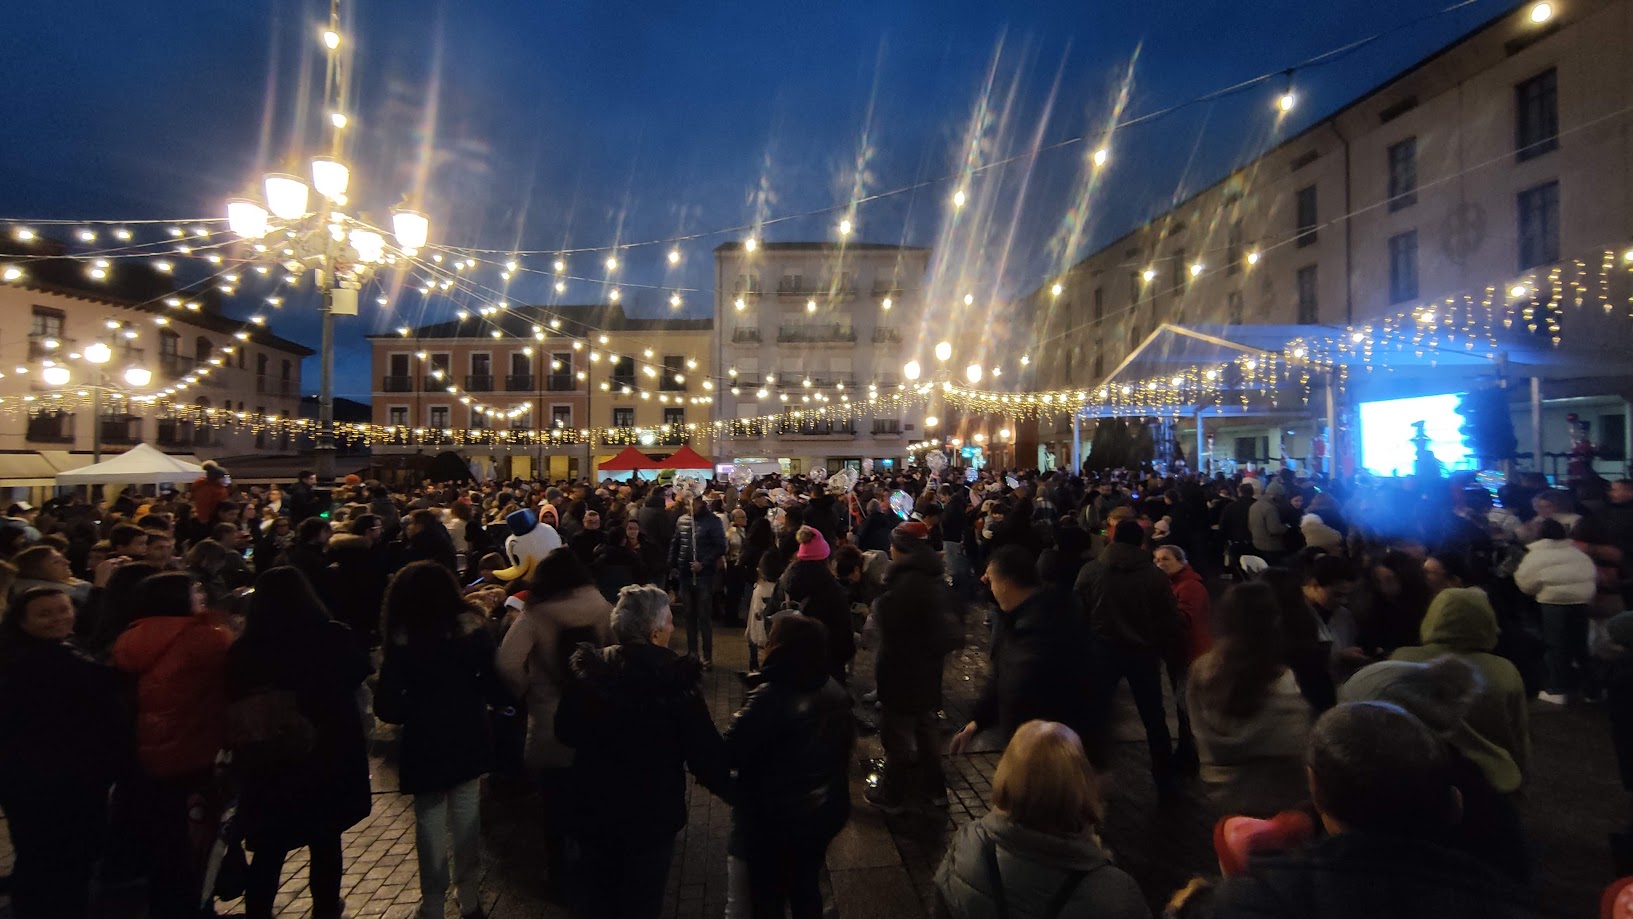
[{"left": 1391, "top": 587, "right": 1529, "bottom": 792}]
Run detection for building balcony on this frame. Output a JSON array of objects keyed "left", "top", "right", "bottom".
[
  {"left": 872, "top": 328, "right": 902, "bottom": 344},
  {"left": 100, "top": 417, "right": 141, "bottom": 445},
  {"left": 382, "top": 375, "right": 415, "bottom": 393},
  {"left": 871, "top": 421, "right": 903, "bottom": 436},
  {"left": 777, "top": 325, "right": 856, "bottom": 345},
  {"left": 546, "top": 374, "right": 577, "bottom": 392},
  {"left": 872, "top": 281, "right": 906, "bottom": 296},
  {"left": 27, "top": 335, "right": 74, "bottom": 361},
  {"left": 465, "top": 374, "right": 495, "bottom": 393},
  {"left": 26, "top": 412, "right": 74, "bottom": 444},
  {"left": 731, "top": 328, "right": 762, "bottom": 344},
  {"left": 504, "top": 374, "right": 535, "bottom": 392},
  {"left": 425, "top": 375, "right": 451, "bottom": 392}
]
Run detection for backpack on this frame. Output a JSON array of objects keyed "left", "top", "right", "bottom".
[{"left": 226, "top": 688, "right": 315, "bottom": 775}]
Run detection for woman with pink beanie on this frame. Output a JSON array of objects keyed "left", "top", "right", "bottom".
[{"left": 780, "top": 527, "right": 854, "bottom": 681}]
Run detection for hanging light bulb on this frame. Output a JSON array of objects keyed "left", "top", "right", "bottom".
[
  {"left": 934, "top": 341, "right": 953, "bottom": 362},
  {"left": 744, "top": 238, "right": 758, "bottom": 253},
  {"left": 1092, "top": 147, "right": 1109, "bottom": 167},
  {"left": 84, "top": 342, "right": 113, "bottom": 365},
  {"left": 322, "top": 28, "right": 340, "bottom": 49},
  {"left": 952, "top": 189, "right": 967, "bottom": 209},
  {"left": 605, "top": 255, "right": 618, "bottom": 271},
  {"left": 310, "top": 156, "right": 350, "bottom": 199},
  {"left": 670, "top": 292, "right": 682, "bottom": 308},
  {"left": 838, "top": 218, "right": 853, "bottom": 236},
  {"left": 904, "top": 360, "right": 922, "bottom": 381},
  {"left": 263, "top": 174, "right": 310, "bottom": 220},
  {"left": 124, "top": 367, "right": 153, "bottom": 387},
  {"left": 667, "top": 248, "right": 680, "bottom": 264},
  {"left": 965, "top": 363, "right": 984, "bottom": 384},
  {"left": 42, "top": 366, "right": 70, "bottom": 386},
  {"left": 881, "top": 297, "right": 892, "bottom": 310},
  {"left": 1050, "top": 283, "right": 1063, "bottom": 297}
]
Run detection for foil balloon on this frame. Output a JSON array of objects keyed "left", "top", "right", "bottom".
[
  {"left": 828, "top": 468, "right": 856, "bottom": 494},
  {"left": 925, "top": 451, "right": 947, "bottom": 474},
  {"left": 862, "top": 457, "right": 875, "bottom": 475},
  {"left": 809, "top": 466, "right": 828, "bottom": 484},
  {"left": 673, "top": 473, "right": 705, "bottom": 499},
  {"left": 729, "top": 464, "right": 754, "bottom": 489},
  {"left": 1005, "top": 475, "right": 1020, "bottom": 489},
  {"left": 889, "top": 490, "right": 914, "bottom": 519},
  {"left": 965, "top": 467, "right": 979, "bottom": 483}
]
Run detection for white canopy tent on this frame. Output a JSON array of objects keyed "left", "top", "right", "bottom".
[{"left": 56, "top": 443, "right": 204, "bottom": 486}]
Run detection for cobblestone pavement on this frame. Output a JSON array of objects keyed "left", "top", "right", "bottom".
[{"left": 2, "top": 607, "right": 1620, "bottom": 918}]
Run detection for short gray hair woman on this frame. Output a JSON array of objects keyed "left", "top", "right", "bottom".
[{"left": 611, "top": 584, "right": 672, "bottom": 645}]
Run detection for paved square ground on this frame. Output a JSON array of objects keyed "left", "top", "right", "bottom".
[{"left": 4, "top": 611, "right": 1619, "bottom": 918}]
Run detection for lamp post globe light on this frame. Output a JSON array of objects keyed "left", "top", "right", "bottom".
[
  {"left": 38, "top": 331, "right": 154, "bottom": 464},
  {"left": 225, "top": 0, "right": 429, "bottom": 488}
]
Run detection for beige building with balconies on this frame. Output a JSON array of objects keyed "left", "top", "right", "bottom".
[
  {"left": 367, "top": 304, "right": 713, "bottom": 481},
  {"left": 713, "top": 241, "right": 932, "bottom": 474},
  {"left": 1023, "top": 0, "right": 1633, "bottom": 476},
  {"left": 0, "top": 240, "right": 311, "bottom": 495}
]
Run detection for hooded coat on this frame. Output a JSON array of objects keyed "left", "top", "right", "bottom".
[
  {"left": 1390, "top": 588, "right": 1529, "bottom": 792},
  {"left": 112, "top": 612, "right": 234, "bottom": 778},
  {"left": 1186, "top": 667, "right": 1312, "bottom": 818},
  {"left": 496, "top": 585, "right": 614, "bottom": 769},
  {"left": 1248, "top": 483, "right": 1289, "bottom": 554},
  {"left": 934, "top": 812, "right": 1150, "bottom": 919},
  {"left": 555, "top": 642, "right": 728, "bottom": 843}
]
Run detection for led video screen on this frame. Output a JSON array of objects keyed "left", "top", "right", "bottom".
[{"left": 1356, "top": 392, "right": 1471, "bottom": 477}]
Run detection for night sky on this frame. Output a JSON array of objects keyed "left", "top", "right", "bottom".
[{"left": 3, "top": 0, "right": 1514, "bottom": 401}]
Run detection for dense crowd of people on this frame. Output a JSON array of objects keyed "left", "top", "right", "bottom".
[{"left": 2, "top": 456, "right": 1629, "bottom": 917}]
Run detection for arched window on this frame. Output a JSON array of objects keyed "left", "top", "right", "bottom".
[{"left": 195, "top": 336, "right": 211, "bottom": 364}]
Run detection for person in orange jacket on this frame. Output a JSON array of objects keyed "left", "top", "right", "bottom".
[
  {"left": 1156, "top": 543, "right": 1212, "bottom": 773},
  {"left": 190, "top": 460, "right": 232, "bottom": 529},
  {"left": 112, "top": 570, "right": 234, "bottom": 918}
]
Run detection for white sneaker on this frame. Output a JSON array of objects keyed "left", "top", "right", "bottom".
[{"left": 1537, "top": 691, "right": 1569, "bottom": 705}]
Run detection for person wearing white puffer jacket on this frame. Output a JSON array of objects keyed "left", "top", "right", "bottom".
[{"left": 1514, "top": 518, "right": 1597, "bottom": 704}]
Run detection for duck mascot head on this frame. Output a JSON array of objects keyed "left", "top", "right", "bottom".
[{"left": 495, "top": 507, "right": 562, "bottom": 582}]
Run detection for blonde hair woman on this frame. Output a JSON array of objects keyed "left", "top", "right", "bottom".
[{"left": 934, "top": 721, "right": 1151, "bottom": 919}]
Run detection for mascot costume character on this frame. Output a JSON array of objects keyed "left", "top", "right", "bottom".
[{"left": 495, "top": 507, "right": 562, "bottom": 582}]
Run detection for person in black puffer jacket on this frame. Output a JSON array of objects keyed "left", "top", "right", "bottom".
[
  {"left": 1074, "top": 520, "right": 1182, "bottom": 792},
  {"left": 866, "top": 521, "right": 959, "bottom": 813},
  {"left": 229, "top": 567, "right": 372, "bottom": 919},
  {"left": 556, "top": 584, "right": 729, "bottom": 919},
  {"left": 723, "top": 615, "right": 856, "bottom": 919},
  {"left": 375, "top": 561, "right": 507, "bottom": 919}
]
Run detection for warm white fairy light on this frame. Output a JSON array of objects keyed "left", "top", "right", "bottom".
[
  {"left": 1246, "top": 250, "right": 1261, "bottom": 265},
  {"left": 952, "top": 189, "right": 967, "bottom": 209},
  {"left": 838, "top": 218, "right": 853, "bottom": 236},
  {"left": 667, "top": 248, "right": 681, "bottom": 265},
  {"left": 1050, "top": 283, "right": 1063, "bottom": 297},
  {"left": 1092, "top": 147, "right": 1109, "bottom": 167}
]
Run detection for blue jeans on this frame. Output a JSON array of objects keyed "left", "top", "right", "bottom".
[
  {"left": 943, "top": 543, "right": 974, "bottom": 599},
  {"left": 414, "top": 778, "right": 482, "bottom": 919},
  {"left": 1541, "top": 602, "right": 1590, "bottom": 695},
  {"left": 681, "top": 573, "right": 715, "bottom": 661}
]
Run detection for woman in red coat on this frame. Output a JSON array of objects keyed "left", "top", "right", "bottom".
[
  {"left": 112, "top": 571, "right": 234, "bottom": 918},
  {"left": 190, "top": 460, "right": 231, "bottom": 529}
]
